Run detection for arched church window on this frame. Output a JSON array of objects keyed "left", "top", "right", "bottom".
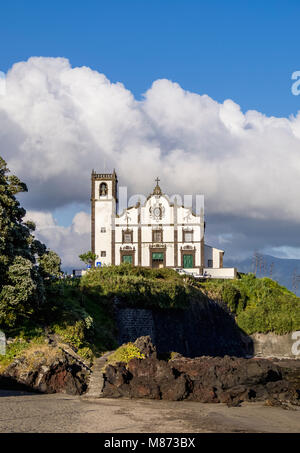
[{"left": 99, "top": 182, "right": 108, "bottom": 197}]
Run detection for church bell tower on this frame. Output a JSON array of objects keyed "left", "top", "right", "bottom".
[{"left": 91, "top": 170, "right": 118, "bottom": 266}]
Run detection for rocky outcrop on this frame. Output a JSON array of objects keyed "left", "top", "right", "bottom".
[
  {"left": 133, "top": 336, "right": 157, "bottom": 358},
  {"left": 0, "top": 345, "right": 90, "bottom": 395},
  {"left": 102, "top": 339, "right": 300, "bottom": 407}
]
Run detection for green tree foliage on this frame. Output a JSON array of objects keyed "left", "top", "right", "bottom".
[
  {"left": 235, "top": 275, "right": 300, "bottom": 334},
  {"left": 38, "top": 250, "right": 62, "bottom": 279},
  {"left": 0, "top": 256, "right": 44, "bottom": 326},
  {"left": 79, "top": 251, "right": 97, "bottom": 266},
  {"left": 80, "top": 264, "right": 190, "bottom": 309},
  {"left": 200, "top": 273, "right": 300, "bottom": 335},
  {"left": 0, "top": 156, "right": 58, "bottom": 328}
]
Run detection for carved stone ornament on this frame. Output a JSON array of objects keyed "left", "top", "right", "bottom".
[{"left": 149, "top": 202, "right": 165, "bottom": 221}]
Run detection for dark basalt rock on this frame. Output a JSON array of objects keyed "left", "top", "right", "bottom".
[
  {"left": 102, "top": 338, "right": 300, "bottom": 406},
  {"left": 133, "top": 336, "right": 157, "bottom": 359},
  {"left": 0, "top": 347, "right": 89, "bottom": 395}
]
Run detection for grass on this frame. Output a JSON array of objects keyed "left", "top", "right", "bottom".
[
  {"left": 0, "top": 336, "right": 46, "bottom": 372},
  {"left": 199, "top": 273, "right": 300, "bottom": 334}
]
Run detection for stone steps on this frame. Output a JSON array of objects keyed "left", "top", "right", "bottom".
[{"left": 83, "top": 351, "right": 113, "bottom": 398}]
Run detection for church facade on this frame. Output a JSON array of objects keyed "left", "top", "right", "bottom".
[{"left": 91, "top": 170, "right": 236, "bottom": 277}]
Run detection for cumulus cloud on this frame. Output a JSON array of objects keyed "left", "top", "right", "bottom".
[
  {"left": 1, "top": 56, "right": 300, "bottom": 266},
  {"left": 24, "top": 210, "right": 90, "bottom": 269}
]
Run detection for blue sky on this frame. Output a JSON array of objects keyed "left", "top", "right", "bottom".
[{"left": 1, "top": 0, "right": 300, "bottom": 117}]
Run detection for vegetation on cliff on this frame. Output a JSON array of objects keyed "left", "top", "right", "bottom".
[
  {"left": 199, "top": 273, "right": 300, "bottom": 335},
  {"left": 80, "top": 264, "right": 191, "bottom": 310}
]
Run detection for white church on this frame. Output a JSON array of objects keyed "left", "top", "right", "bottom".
[{"left": 91, "top": 170, "right": 236, "bottom": 278}]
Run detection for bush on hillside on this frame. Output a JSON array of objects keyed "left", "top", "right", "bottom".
[
  {"left": 200, "top": 273, "right": 300, "bottom": 335},
  {"left": 105, "top": 343, "right": 145, "bottom": 367},
  {"left": 80, "top": 264, "right": 190, "bottom": 310}
]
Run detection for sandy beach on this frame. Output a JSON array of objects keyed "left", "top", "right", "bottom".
[{"left": 0, "top": 390, "right": 299, "bottom": 433}]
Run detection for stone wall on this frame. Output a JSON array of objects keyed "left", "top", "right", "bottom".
[
  {"left": 251, "top": 331, "right": 300, "bottom": 359},
  {"left": 116, "top": 308, "right": 156, "bottom": 346},
  {"left": 116, "top": 298, "right": 253, "bottom": 358}
]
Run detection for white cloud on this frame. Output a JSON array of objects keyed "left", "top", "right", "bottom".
[
  {"left": 24, "top": 210, "right": 90, "bottom": 269},
  {"left": 1, "top": 56, "right": 300, "bottom": 265},
  {"left": 262, "top": 246, "right": 300, "bottom": 260}
]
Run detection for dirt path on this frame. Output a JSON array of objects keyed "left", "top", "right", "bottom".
[{"left": 0, "top": 390, "right": 299, "bottom": 433}]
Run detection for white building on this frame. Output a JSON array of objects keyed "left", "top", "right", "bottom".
[{"left": 91, "top": 170, "right": 236, "bottom": 278}]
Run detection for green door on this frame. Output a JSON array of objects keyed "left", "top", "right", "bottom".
[
  {"left": 122, "top": 255, "right": 133, "bottom": 264},
  {"left": 183, "top": 254, "right": 193, "bottom": 268},
  {"left": 152, "top": 252, "right": 164, "bottom": 268}
]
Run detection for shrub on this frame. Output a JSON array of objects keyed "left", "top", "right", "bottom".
[
  {"left": 53, "top": 320, "right": 86, "bottom": 349},
  {"left": 77, "top": 346, "right": 94, "bottom": 364},
  {"left": 200, "top": 274, "right": 300, "bottom": 334},
  {"left": 221, "top": 283, "right": 241, "bottom": 313},
  {"left": 80, "top": 265, "right": 190, "bottom": 310},
  {"left": 105, "top": 343, "right": 145, "bottom": 367}
]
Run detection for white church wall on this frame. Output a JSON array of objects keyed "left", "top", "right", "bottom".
[
  {"left": 115, "top": 227, "right": 122, "bottom": 244},
  {"left": 141, "top": 196, "right": 174, "bottom": 226},
  {"left": 166, "top": 244, "right": 174, "bottom": 267},
  {"left": 212, "top": 247, "right": 223, "bottom": 268},
  {"left": 204, "top": 268, "right": 237, "bottom": 279},
  {"left": 162, "top": 226, "right": 174, "bottom": 243},
  {"left": 194, "top": 243, "right": 201, "bottom": 267},
  {"left": 115, "top": 244, "right": 121, "bottom": 265},
  {"left": 94, "top": 201, "right": 113, "bottom": 265},
  {"left": 141, "top": 244, "right": 150, "bottom": 267},
  {"left": 141, "top": 226, "right": 152, "bottom": 243}
]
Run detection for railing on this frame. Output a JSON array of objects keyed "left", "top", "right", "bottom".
[{"left": 58, "top": 346, "right": 92, "bottom": 372}]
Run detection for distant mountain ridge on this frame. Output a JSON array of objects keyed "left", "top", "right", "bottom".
[{"left": 225, "top": 254, "right": 300, "bottom": 295}]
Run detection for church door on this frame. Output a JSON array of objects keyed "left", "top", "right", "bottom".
[
  {"left": 183, "top": 254, "right": 193, "bottom": 269},
  {"left": 152, "top": 252, "right": 164, "bottom": 268},
  {"left": 122, "top": 255, "right": 133, "bottom": 264}
]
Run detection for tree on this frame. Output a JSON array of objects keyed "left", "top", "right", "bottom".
[
  {"left": 79, "top": 251, "right": 97, "bottom": 267},
  {"left": 38, "top": 250, "right": 62, "bottom": 279},
  {"left": 0, "top": 156, "right": 51, "bottom": 327},
  {"left": 0, "top": 256, "right": 44, "bottom": 327}
]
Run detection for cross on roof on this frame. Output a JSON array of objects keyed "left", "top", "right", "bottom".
[{"left": 155, "top": 177, "right": 160, "bottom": 185}]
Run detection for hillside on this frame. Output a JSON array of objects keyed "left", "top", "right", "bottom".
[
  {"left": 1, "top": 266, "right": 300, "bottom": 375},
  {"left": 198, "top": 273, "right": 300, "bottom": 335},
  {"left": 225, "top": 254, "right": 300, "bottom": 295},
  {"left": 0, "top": 265, "right": 192, "bottom": 372}
]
